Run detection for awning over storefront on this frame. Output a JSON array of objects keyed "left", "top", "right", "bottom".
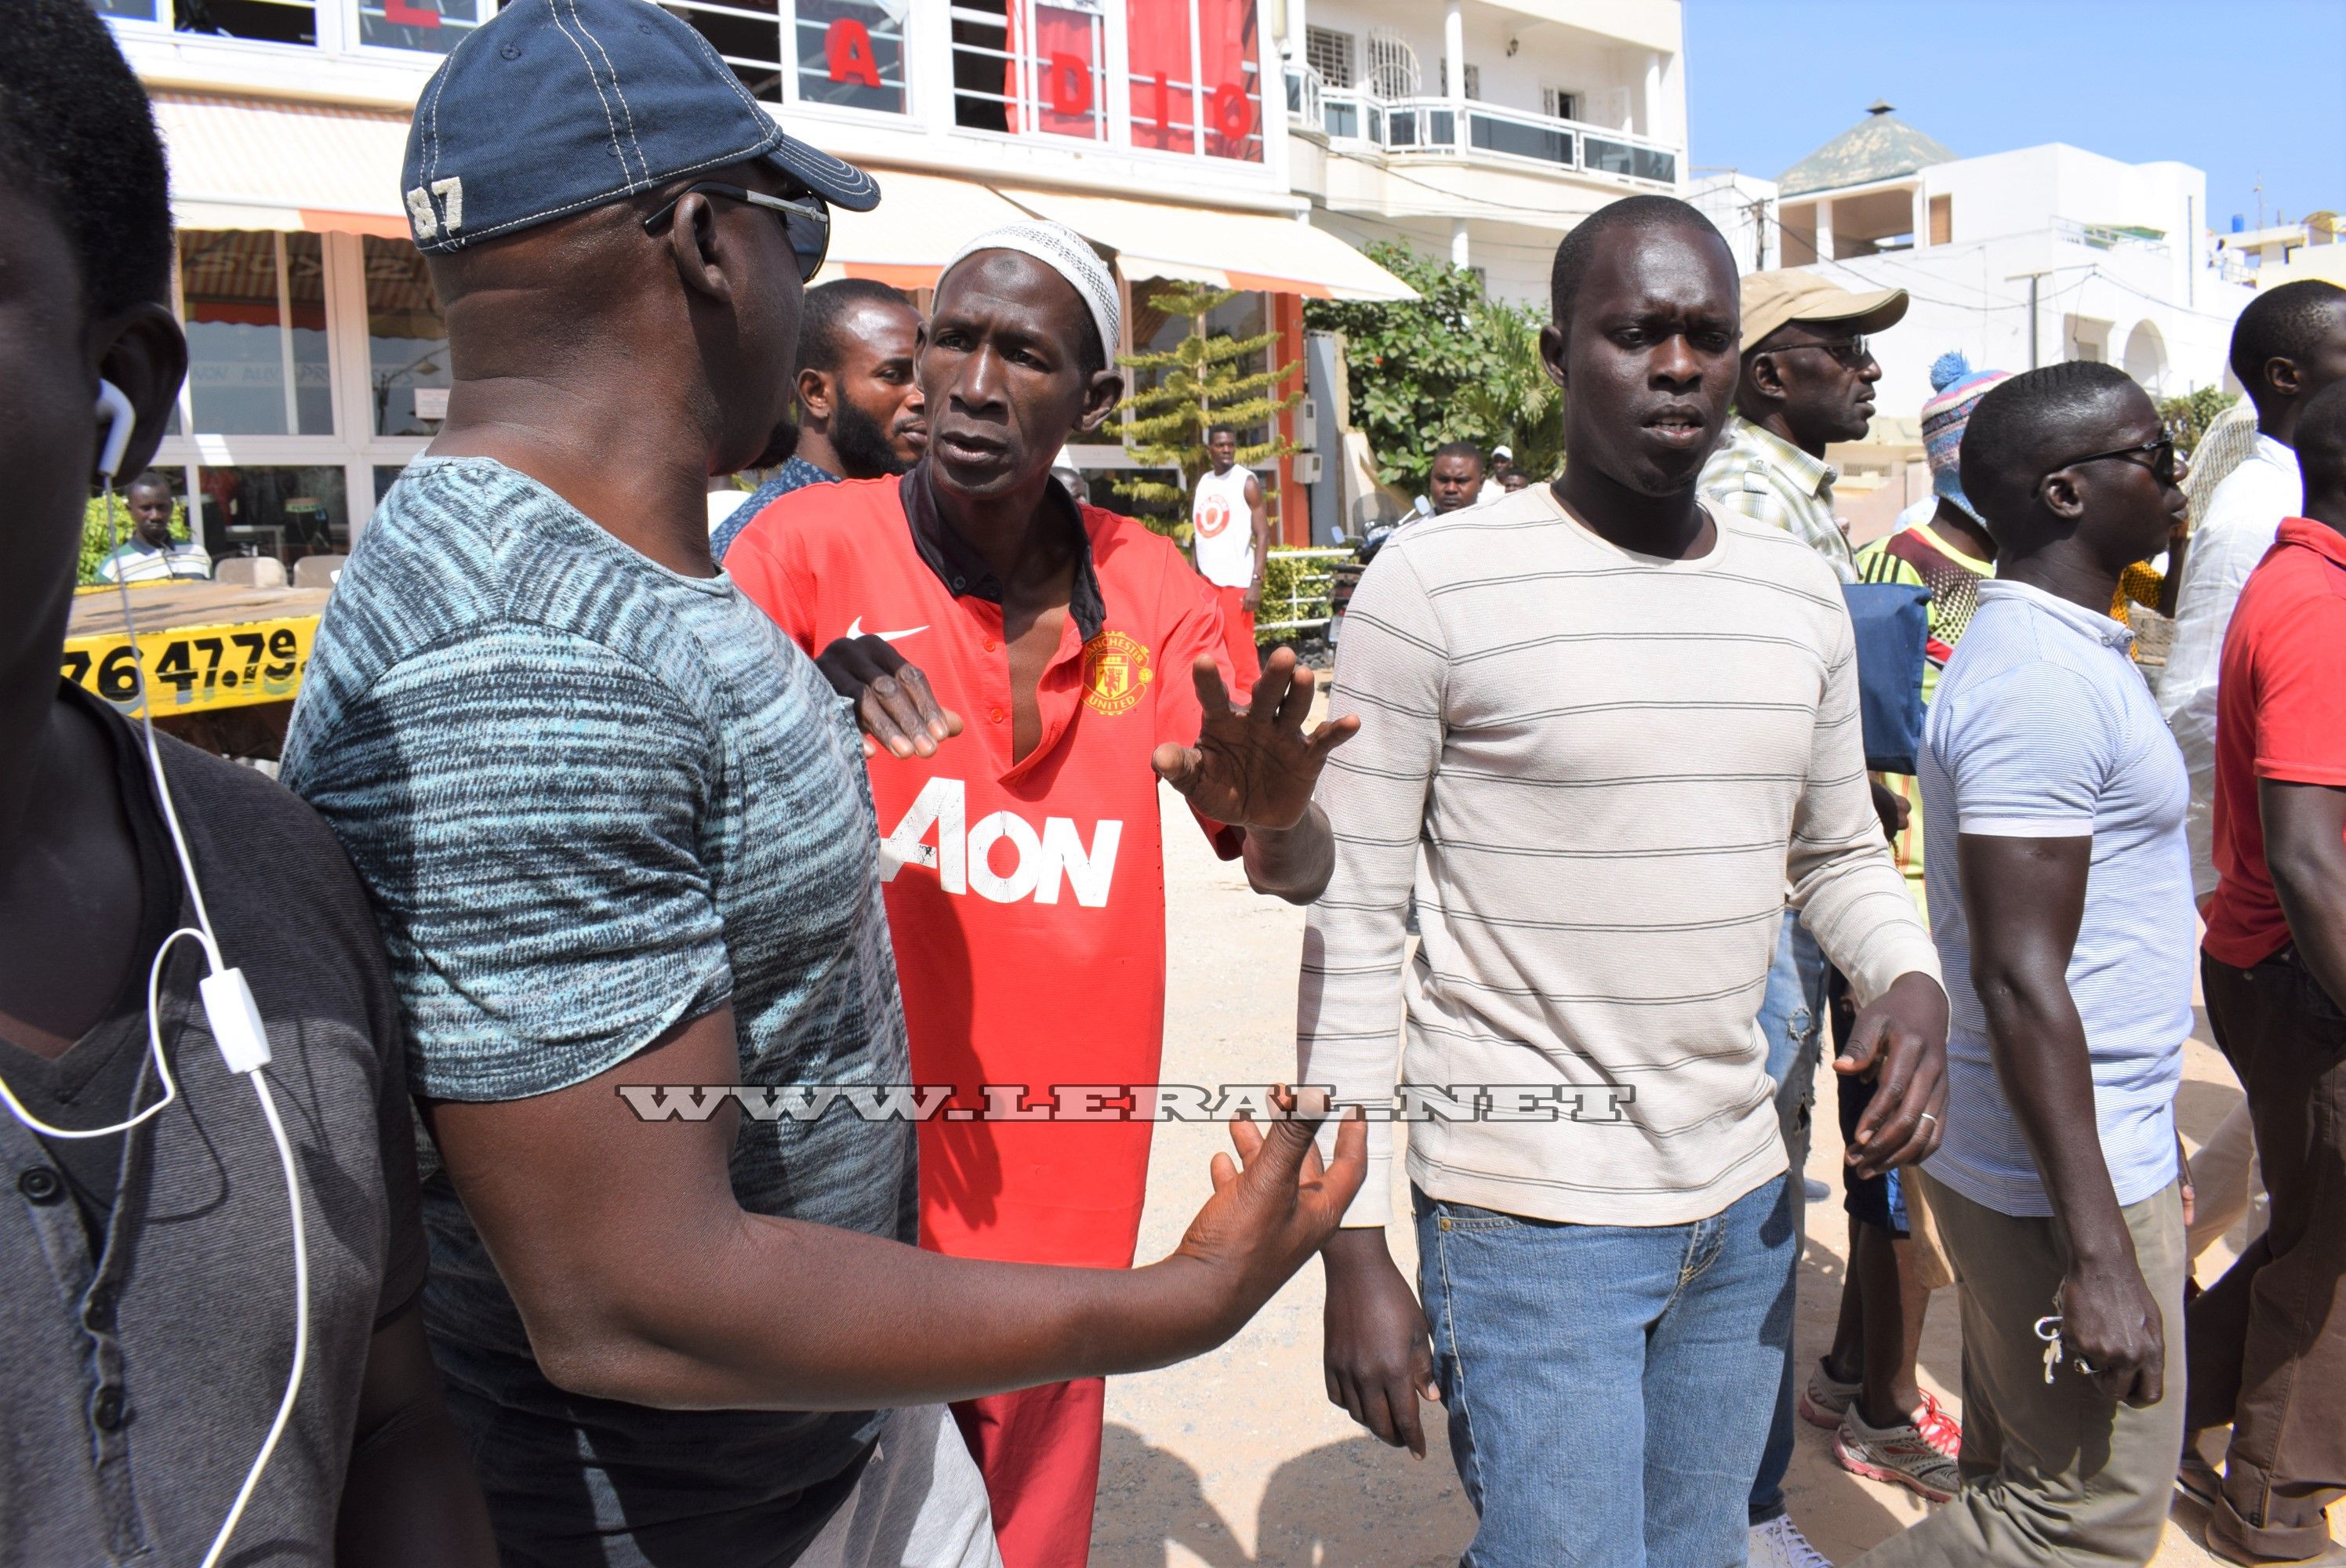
[
  {"left": 813, "top": 169, "right": 1033, "bottom": 288},
  {"left": 997, "top": 186, "right": 1417, "bottom": 301},
  {"left": 820, "top": 169, "right": 1415, "bottom": 302},
  {"left": 152, "top": 93, "right": 412, "bottom": 238}
]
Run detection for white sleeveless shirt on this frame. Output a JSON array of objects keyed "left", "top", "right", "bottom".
[{"left": 1189, "top": 465, "right": 1257, "bottom": 589}]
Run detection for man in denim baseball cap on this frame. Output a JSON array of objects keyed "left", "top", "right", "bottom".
[{"left": 281, "top": 2, "right": 1368, "bottom": 1564}]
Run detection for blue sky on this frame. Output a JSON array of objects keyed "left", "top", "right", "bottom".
[{"left": 1683, "top": 0, "right": 2346, "bottom": 230}]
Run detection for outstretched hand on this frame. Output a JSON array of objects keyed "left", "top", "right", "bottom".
[
  {"left": 1152, "top": 648, "right": 1358, "bottom": 829},
  {"left": 1164, "top": 1087, "right": 1368, "bottom": 1351}
]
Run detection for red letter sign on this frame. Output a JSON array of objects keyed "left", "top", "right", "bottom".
[
  {"left": 1212, "top": 83, "right": 1253, "bottom": 142},
  {"left": 1048, "top": 53, "right": 1093, "bottom": 118},
  {"left": 827, "top": 16, "right": 883, "bottom": 88},
  {"left": 383, "top": 0, "right": 441, "bottom": 24}
]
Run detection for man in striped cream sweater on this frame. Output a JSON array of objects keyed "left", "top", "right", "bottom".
[{"left": 1301, "top": 196, "right": 1952, "bottom": 1567}]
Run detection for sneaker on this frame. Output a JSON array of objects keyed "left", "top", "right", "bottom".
[
  {"left": 1748, "top": 1515, "right": 1835, "bottom": 1568},
  {"left": 1834, "top": 1392, "right": 1963, "bottom": 1503},
  {"left": 1797, "top": 1359, "right": 1862, "bottom": 1430}
]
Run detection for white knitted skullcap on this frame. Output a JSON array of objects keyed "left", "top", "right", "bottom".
[{"left": 939, "top": 221, "right": 1119, "bottom": 367}]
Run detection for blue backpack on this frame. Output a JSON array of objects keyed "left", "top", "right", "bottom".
[{"left": 1841, "top": 581, "right": 1930, "bottom": 775}]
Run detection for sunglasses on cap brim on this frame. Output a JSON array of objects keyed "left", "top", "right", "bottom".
[{"left": 641, "top": 181, "right": 830, "bottom": 284}]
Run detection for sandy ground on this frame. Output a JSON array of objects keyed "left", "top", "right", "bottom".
[{"left": 1089, "top": 780, "right": 2262, "bottom": 1567}]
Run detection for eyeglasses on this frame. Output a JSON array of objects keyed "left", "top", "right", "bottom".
[
  {"left": 641, "top": 180, "right": 830, "bottom": 283},
  {"left": 1760, "top": 335, "right": 1872, "bottom": 369},
  {"left": 2036, "top": 433, "right": 2181, "bottom": 492}
]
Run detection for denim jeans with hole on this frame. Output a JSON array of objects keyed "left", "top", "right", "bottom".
[
  {"left": 1749, "top": 908, "right": 1828, "bottom": 1526},
  {"left": 1416, "top": 1175, "right": 1795, "bottom": 1568}
]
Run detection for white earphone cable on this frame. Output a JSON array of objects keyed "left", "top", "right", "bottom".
[{"left": 0, "top": 390, "right": 312, "bottom": 1568}]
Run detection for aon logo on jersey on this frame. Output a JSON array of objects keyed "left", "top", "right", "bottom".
[{"left": 879, "top": 776, "right": 1122, "bottom": 908}]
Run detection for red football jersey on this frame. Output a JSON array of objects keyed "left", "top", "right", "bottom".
[{"left": 727, "top": 474, "right": 1238, "bottom": 1269}]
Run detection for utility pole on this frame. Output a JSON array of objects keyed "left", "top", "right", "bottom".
[
  {"left": 2007, "top": 270, "right": 2054, "bottom": 369},
  {"left": 1744, "top": 191, "right": 1772, "bottom": 270}
]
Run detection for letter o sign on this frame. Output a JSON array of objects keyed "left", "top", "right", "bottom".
[
  {"left": 968, "top": 811, "right": 1044, "bottom": 902},
  {"left": 1211, "top": 84, "right": 1253, "bottom": 143}
]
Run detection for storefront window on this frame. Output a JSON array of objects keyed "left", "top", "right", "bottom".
[
  {"left": 192, "top": 465, "right": 352, "bottom": 571},
  {"left": 953, "top": 0, "right": 1106, "bottom": 141},
  {"left": 1124, "top": 0, "right": 1261, "bottom": 161},
  {"left": 357, "top": 0, "right": 491, "bottom": 55},
  {"left": 364, "top": 236, "right": 450, "bottom": 437},
  {"left": 89, "top": 0, "right": 162, "bottom": 20},
  {"left": 190, "top": 0, "right": 319, "bottom": 47},
  {"left": 180, "top": 230, "right": 333, "bottom": 437},
  {"left": 794, "top": 0, "right": 907, "bottom": 114}
]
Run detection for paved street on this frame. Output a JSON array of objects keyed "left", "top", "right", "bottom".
[{"left": 1094, "top": 781, "right": 2245, "bottom": 1567}]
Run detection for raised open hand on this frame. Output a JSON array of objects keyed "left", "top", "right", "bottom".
[{"left": 1151, "top": 648, "right": 1358, "bottom": 829}]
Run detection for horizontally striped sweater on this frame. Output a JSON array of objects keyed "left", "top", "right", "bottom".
[{"left": 1298, "top": 483, "right": 1941, "bottom": 1228}]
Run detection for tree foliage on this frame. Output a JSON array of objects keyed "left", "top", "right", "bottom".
[
  {"left": 2156, "top": 385, "right": 2241, "bottom": 457},
  {"left": 1303, "top": 242, "right": 1561, "bottom": 492},
  {"left": 1113, "top": 281, "right": 1301, "bottom": 542}
]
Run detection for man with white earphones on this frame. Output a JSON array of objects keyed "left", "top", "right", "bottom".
[{"left": 0, "top": 4, "right": 496, "bottom": 1563}]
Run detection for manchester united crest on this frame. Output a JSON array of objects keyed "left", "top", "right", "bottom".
[{"left": 1080, "top": 630, "right": 1153, "bottom": 717}]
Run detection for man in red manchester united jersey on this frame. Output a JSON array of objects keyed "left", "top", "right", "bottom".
[{"left": 728, "top": 221, "right": 1354, "bottom": 1567}]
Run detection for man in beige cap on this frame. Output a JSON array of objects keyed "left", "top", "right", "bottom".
[
  {"left": 1702, "top": 270, "right": 1925, "bottom": 1568},
  {"left": 1701, "top": 270, "right": 1908, "bottom": 579}
]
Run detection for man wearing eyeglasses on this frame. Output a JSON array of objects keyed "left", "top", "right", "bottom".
[
  {"left": 1697, "top": 270, "right": 1940, "bottom": 1567},
  {"left": 281, "top": 4, "right": 1371, "bottom": 1565},
  {"left": 1852, "top": 359, "right": 2198, "bottom": 1568}
]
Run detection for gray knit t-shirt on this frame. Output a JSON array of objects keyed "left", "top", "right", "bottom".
[{"left": 283, "top": 456, "right": 916, "bottom": 1564}]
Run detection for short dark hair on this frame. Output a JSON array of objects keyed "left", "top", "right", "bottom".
[
  {"left": 1206, "top": 423, "right": 1238, "bottom": 442},
  {"left": 127, "top": 468, "right": 174, "bottom": 493},
  {"left": 2297, "top": 377, "right": 2346, "bottom": 492},
  {"left": 0, "top": 0, "right": 173, "bottom": 319},
  {"left": 1433, "top": 440, "right": 1485, "bottom": 469},
  {"left": 1549, "top": 195, "right": 1728, "bottom": 336},
  {"left": 2229, "top": 279, "right": 2346, "bottom": 403},
  {"left": 1959, "top": 360, "right": 2140, "bottom": 528},
  {"left": 797, "top": 278, "right": 915, "bottom": 378}
]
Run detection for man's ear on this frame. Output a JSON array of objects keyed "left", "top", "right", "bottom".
[
  {"left": 1741, "top": 350, "right": 1785, "bottom": 406},
  {"left": 797, "top": 366, "right": 835, "bottom": 422},
  {"left": 1538, "top": 321, "right": 1569, "bottom": 390},
  {"left": 664, "top": 191, "right": 732, "bottom": 305},
  {"left": 1073, "top": 368, "right": 1124, "bottom": 436},
  {"left": 2265, "top": 354, "right": 2304, "bottom": 403},
  {"left": 91, "top": 303, "right": 188, "bottom": 483},
  {"left": 2038, "top": 467, "right": 2087, "bottom": 521}
]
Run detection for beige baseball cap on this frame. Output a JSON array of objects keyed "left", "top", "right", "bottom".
[{"left": 1738, "top": 270, "right": 1908, "bottom": 355}]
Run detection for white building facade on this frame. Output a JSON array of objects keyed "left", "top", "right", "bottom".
[
  {"left": 1691, "top": 107, "right": 2258, "bottom": 425},
  {"left": 96, "top": 0, "right": 1420, "bottom": 565},
  {"left": 1274, "top": 0, "right": 1687, "bottom": 305}
]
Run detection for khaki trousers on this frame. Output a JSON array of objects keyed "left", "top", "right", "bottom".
[{"left": 1853, "top": 1174, "right": 2187, "bottom": 1568}]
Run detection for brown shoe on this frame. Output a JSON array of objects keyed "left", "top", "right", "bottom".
[{"left": 2177, "top": 1451, "right": 2224, "bottom": 1509}]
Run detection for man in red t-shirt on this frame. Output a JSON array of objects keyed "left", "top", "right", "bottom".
[
  {"left": 2185, "top": 379, "right": 2346, "bottom": 1568},
  {"left": 728, "top": 222, "right": 1355, "bottom": 1568}
]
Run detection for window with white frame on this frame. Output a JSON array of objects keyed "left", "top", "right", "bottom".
[
  {"left": 1542, "top": 86, "right": 1578, "bottom": 122},
  {"left": 1126, "top": 0, "right": 1262, "bottom": 162},
  {"left": 794, "top": 0, "right": 909, "bottom": 114},
  {"left": 950, "top": 0, "right": 1106, "bottom": 141},
  {"left": 1303, "top": 25, "right": 1352, "bottom": 89},
  {"left": 1438, "top": 60, "right": 1479, "bottom": 100},
  {"left": 356, "top": 0, "right": 492, "bottom": 56}
]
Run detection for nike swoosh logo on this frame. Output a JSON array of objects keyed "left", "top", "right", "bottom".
[{"left": 845, "top": 617, "right": 929, "bottom": 643}]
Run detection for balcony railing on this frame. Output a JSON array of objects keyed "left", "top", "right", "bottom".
[
  {"left": 1287, "top": 73, "right": 1677, "bottom": 188},
  {"left": 2054, "top": 217, "right": 2170, "bottom": 257}
]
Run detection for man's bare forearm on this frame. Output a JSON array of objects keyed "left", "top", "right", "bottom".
[
  {"left": 1244, "top": 800, "right": 1335, "bottom": 903},
  {"left": 1974, "top": 963, "right": 2135, "bottom": 1267},
  {"left": 2263, "top": 779, "right": 2346, "bottom": 1009}
]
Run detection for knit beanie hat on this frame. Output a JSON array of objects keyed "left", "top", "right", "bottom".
[{"left": 1920, "top": 352, "right": 2011, "bottom": 514}]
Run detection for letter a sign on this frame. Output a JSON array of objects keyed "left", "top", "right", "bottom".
[{"left": 826, "top": 16, "right": 882, "bottom": 88}]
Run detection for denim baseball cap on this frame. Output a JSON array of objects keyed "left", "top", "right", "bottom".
[{"left": 400, "top": 0, "right": 879, "bottom": 255}]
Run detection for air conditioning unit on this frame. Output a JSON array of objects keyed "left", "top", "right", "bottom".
[{"left": 1292, "top": 451, "right": 1324, "bottom": 483}]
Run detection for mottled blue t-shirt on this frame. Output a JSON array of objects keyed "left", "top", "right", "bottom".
[{"left": 282, "top": 456, "right": 915, "bottom": 1565}]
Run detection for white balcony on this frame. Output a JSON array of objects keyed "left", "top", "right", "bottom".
[{"left": 1284, "top": 64, "right": 1679, "bottom": 194}]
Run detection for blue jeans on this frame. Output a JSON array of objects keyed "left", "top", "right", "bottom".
[
  {"left": 1749, "top": 909, "right": 1829, "bottom": 1526},
  {"left": 1417, "top": 1177, "right": 1796, "bottom": 1568}
]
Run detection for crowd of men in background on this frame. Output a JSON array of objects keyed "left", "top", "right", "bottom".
[{"left": 6, "top": 1, "right": 2346, "bottom": 1566}]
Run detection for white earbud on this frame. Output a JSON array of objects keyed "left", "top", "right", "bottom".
[{"left": 95, "top": 378, "right": 137, "bottom": 485}]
